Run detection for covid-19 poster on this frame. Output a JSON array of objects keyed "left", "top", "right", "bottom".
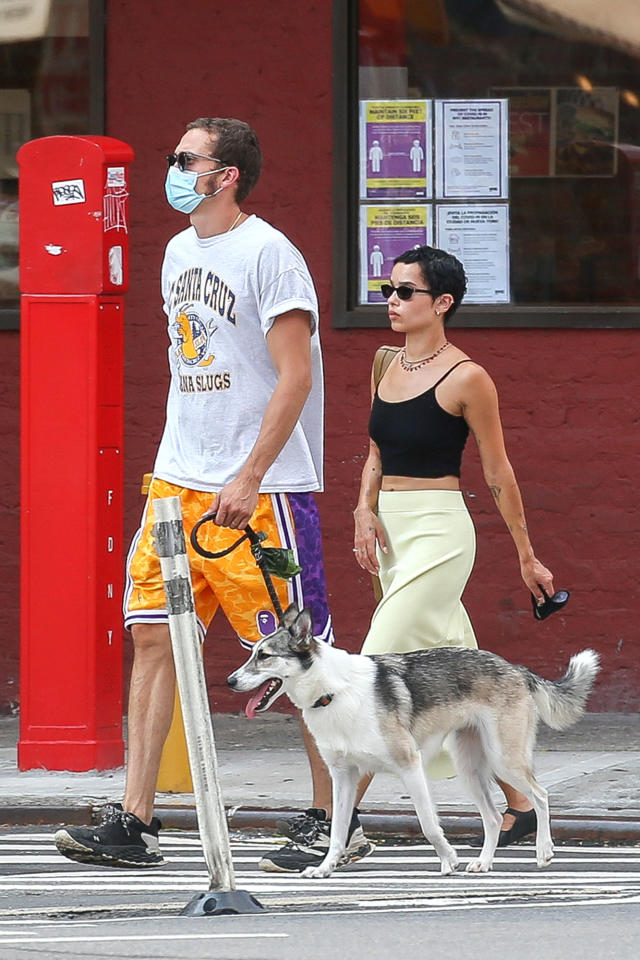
[
  {"left": 359, "top": 205, "right": 432, "bottom": 304},
  {"left": 434, "top": 99, "right": 509, "bottom": 199},
  {"left": 435, "top": 204, "right": 510, "bottom": 303},
  {"left": 360, "top": 100, "right": 432, "bottom": 200},
  {"left": 358, "top": 98, "right": 511, "bottom": 305}
]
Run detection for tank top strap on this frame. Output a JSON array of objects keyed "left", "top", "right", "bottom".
[{"left": 432, "top": 358, "right": 473, "bottom": 389}]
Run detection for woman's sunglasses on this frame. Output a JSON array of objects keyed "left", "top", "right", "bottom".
[
  {"left": 380, "top": 283, "right": 436, "bottom": 301},
  {"left": 166, "top": 151, "right": 223, "bottom": 172}
]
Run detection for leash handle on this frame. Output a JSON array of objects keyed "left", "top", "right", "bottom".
[
  {"left": 190, "top": 514, "right": 285, "bottom": 623},
  {"left": 190, "top": 514, "right": 253, "bottom": 559}
]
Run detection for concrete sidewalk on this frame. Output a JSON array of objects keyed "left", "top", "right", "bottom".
[{"left": 1, "top": 713, "right": 639, "bottom": 843}]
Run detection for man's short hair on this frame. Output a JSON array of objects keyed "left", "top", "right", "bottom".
[
  {"left": 393, "top": 245, "right": 467, "bottom": 320},
  {"left": 186, "top": 117, "right": 262, "bottom": 203}
]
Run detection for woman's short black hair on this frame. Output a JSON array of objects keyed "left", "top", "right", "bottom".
[{"left": 393, "top": 245, "right": 467, "bottom": 320}]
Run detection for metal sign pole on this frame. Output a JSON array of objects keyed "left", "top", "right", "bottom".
[{"left": 152, "top": 495, "right": 264, "bottom": 916}]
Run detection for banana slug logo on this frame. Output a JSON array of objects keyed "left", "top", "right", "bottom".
[{"left": 173, "top": 306, "right": 216, "bottom": 367}]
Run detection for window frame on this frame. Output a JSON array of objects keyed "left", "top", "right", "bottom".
[
  {"left": 0, "top": 0, "right": 105, "bottom": 331},
  {"left": 332, "top": 1, "right": 640, "bottom": 329}
]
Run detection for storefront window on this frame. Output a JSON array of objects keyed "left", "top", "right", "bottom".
[
  {"left": 335, "top": 0, "right": 640, "bottom": 326},
  {"left": 0, "top": 0, "right": 102, "bottom": 327}
]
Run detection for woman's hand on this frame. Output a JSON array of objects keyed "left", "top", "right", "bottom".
[
  {"left": 353, "top": 506, "right": 387, "bottom": 574},
  {"left": 520, "top": 556, "right": 554, "bottom": 603}
]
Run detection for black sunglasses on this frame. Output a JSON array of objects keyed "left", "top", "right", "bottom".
[
  {"left": 166, "top": 151, "right": 223, "bottom": 172},
  {"left": 380, "top": 283, "right": 436, "bottom": 301}
]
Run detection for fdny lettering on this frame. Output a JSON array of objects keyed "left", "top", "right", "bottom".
[{"left": 179, "top": 372, "right": 232, "bottom": 393}]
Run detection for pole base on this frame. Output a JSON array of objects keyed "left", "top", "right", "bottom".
[{"left": 180, "top": 889, "right": 266, "bottom": 917}]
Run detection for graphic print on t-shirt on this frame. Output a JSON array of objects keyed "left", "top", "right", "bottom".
[
  {"left": 169, "top": 265, "right": 238, "bottom": 394},
  {"left": 174, "top": 305, "right": 215, "bottom": 366}
]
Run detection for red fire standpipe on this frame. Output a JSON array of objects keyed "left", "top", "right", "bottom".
[{"left": 17, "top": 136, "right": 134, "bottom": 770}]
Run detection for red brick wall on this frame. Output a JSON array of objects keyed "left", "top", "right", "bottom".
[
  {"left": 305, "top": 327, "right": 640, "bottom": 714},
  {"left": 1, "top": 1, "right": 637, "bottom": 716}
]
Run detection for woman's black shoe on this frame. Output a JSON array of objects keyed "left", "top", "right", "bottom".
[{"left": 468, "top": 807, "right": 537, "bottom": 848}]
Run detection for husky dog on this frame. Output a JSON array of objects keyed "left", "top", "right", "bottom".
[{"left": 227, "top": 605, "right": 599, "bottom": 879}]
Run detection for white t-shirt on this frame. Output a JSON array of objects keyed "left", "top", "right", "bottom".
[{"left": 153, "top": 215, "right": 324, "bottom": 492}]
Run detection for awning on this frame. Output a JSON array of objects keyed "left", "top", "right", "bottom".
[{"left": 496, "top": 0, "right": 640, "bottom": 58}]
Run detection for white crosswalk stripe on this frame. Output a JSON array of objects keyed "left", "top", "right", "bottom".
[{"left": 0, "top": 831, "right": 638, "bottom": 921}]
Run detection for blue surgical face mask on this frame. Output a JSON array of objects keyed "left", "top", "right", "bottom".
[{"left": 164, "top": 164, "right": 229, "bottom": 214}]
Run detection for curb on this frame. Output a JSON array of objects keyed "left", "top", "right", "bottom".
[
  {"left": 224, "top": 808, "right": 640, "bottom": 845},
  {"left": 0, "top": 805, "right": 95, "bottom": 827},
  {"left": 2, "top": 804, "right": 640, "bottom": 844}
]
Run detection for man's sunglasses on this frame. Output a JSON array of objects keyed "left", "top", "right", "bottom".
[
  {"left": 380, "top": 283, "right": 436, "bottom": 301},
  {"left": 166, "top": 151, "right": 224, "bottom": 172}
]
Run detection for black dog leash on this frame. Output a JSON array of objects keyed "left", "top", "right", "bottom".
[{"left": 190, "top": 514, "right": 300, "bottom": 624}]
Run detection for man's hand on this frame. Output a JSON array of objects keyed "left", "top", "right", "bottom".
[{"left": 205, "top": 474, "right": 260, "bottom": 530}]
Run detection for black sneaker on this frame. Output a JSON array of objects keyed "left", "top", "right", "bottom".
[
  {"left": 54, "top": 803, "right": 164, "bottom": 868},
  {"left": 260, "top": 807, "right": 375, "bottom": 873},
  {"left": 275, "top": 807, "right": 329, "bottom": 845}
]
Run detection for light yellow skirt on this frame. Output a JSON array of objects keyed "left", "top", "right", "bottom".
[{"left": 361, "top": 489, "right": 478, "bottom": 779}]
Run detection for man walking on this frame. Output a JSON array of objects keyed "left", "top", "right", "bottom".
[{"left": 54, "top": 117, "right": 372, "bottom": 871}]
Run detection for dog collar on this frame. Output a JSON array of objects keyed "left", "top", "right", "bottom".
[{"left": 311, "top": 693, "right": 334, "bottom": 708}]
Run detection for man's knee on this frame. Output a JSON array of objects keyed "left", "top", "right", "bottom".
[{"left": 130, "top": 622, "right": 172, "bottom": 656}]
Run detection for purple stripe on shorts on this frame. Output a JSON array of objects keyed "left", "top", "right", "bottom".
[
  {"left": 287, "top": 493, "right": 333, "bottom": 642},
  {"left": 273, "top": 493, "right": 303, "bottom": 610}
]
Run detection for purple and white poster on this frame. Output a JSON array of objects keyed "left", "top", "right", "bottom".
[
  {"left": 359, "top": 100, "right": 431, "bottom": 200},
  {"left": 359, "top": 205, "right": 432, "bottom": 304}
]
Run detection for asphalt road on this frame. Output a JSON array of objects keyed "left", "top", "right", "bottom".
[{"left": 0, "top": 826, "right": 638, "bottom": 959}]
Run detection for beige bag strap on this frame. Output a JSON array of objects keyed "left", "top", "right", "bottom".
[{"left": 373, "top": 344, "right": 400, "bottom": 389}]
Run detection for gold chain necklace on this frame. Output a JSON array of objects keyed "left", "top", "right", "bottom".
[
  {"left": 228, "top": 211, "right": 243, "bottom": 232},
  {"left": 399, "top": 341, "right": 451, "bottom": 372}
]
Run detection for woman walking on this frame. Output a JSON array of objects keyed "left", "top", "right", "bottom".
[{"left": 353, "top": 245, "right": 554, "bottom": 846}]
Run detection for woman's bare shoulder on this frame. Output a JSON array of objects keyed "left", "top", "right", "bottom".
[
  {"left": 449, "top": 356, "right": 498, "bottom": 405},
  {"left": 450, "top": 353, "right": 492, "bottom": 382}
]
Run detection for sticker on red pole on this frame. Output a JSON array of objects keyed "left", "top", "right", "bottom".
[
  {"left": 104, "top": 166, "right": 128, "bottom": 233},
  {"left": 52, "top": 179, "right": 86, "bottom": 205}
]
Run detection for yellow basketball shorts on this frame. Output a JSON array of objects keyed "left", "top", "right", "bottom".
[{"left": 123, "top": 478, "right": 334, "bottom": 648}]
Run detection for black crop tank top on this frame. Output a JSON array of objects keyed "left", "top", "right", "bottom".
[{"left": 369, "top": 360, "right": 472, "bottom": 478}]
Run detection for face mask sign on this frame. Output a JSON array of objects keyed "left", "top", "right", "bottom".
[{"left": 164, "top": 164, "right": 229, "bottom": 214}]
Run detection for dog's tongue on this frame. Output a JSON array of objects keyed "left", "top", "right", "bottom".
[{"left": 245, "top": 680, "right": 273, "bottom": 719}]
